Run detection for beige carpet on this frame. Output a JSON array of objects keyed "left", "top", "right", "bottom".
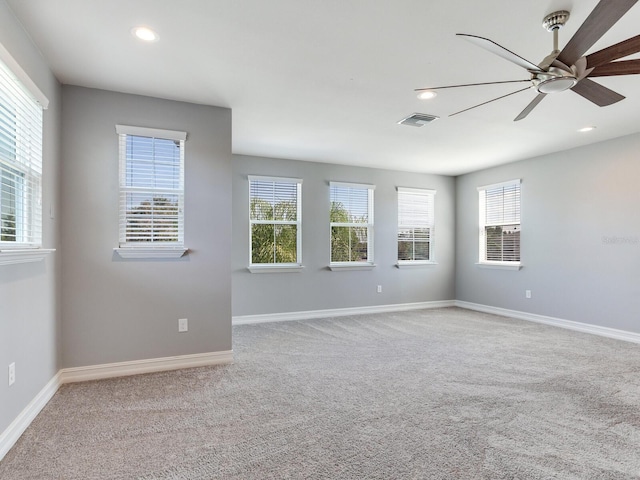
[{"left": 1, "top": 307, "right": 640, "bottom": 479}]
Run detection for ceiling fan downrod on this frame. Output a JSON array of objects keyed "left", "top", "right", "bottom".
[
  {"left": 542, "top": 10, "right": 570, "bottom": 52},
  {"left": 535, "top": 10, "right": 577, "bottom": 94}
]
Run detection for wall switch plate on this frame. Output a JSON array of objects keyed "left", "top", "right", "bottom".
[
  {"left": 525, "top": 290, "right": 532, "bottom": 299},
  {"left": 377, "top": 285, "right": 382, "bottom": 293},
  {"left": 8, "top": 362, "right": 15, "bottom": 386},
  {"left": 178, "top": 318, "right": 188, "bottom": 332}
]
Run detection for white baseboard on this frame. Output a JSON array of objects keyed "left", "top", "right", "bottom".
[
  {"left": 59, "top": 350, "right": 234, "bottom": 384},
  {"left": 233, "top": 300, "right": 455, "bottom": 325},
  {"left": 0, "top": 350, "right": 233, "bottom": 461},
  {"left": 0, "top": 372, "right": 62, "bottom": 461},
  {"left": 455, "top": 300, "right": 640, "bottom": 344}
]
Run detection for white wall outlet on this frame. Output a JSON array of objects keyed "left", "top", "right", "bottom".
[
  {"left": 178, "top": 318, "right": 188, "bottom": 332},
  {"left": 377, "top": 285, "right": 382, "bottom": 293},
  {"left": 8, "top": 362, "right": 15, "bottom": 386},
  {"left": 525, "top": 290, "right": 532, "bottom": 299}
]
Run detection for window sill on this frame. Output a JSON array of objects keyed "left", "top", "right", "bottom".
[
  {"left": 248, "top": 264, "right": 304, "bottom": 274},
  {"left": 396, "top": 261, "right": 438, "bottom": 268},
  {"left": 329, "top": 263, "right": 377, "bottom": 271},
  {"left": 476, "top": 262, "right": 522, "bottom": 271},
  {"left": 0, "top": 248, "right": 56, "bottom": 266},
  {"left": 114, "top": 247, "right": 189, "bottom": 259}
]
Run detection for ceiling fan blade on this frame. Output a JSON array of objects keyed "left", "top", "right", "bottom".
[
  {"left": 415, "top": 80, "right": 530, "bottom": 91},
  {"left": 514, "top": 93, "right": 547, "bottom": 121},
  {"left": 449, "top": 86, "right": 532, "bottom": 117},
  {"left": 588, "top": 59, "right": 640, "bottom": 76},
  {"left": 571, "top": 78, "right": 625, "bottom": 106},
  {"left": 557, "top": 0, "right": 639, "bottom": 66},
  {"left": 456, "top": 34, "right": 543, "bottom": 72},
  {"left": 587, "top": 34, "right": 640, "bottom": 68}
]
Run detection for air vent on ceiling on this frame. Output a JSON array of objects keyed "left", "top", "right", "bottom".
[{"left": 397, "top": 113, "right": 439, "bottom": 127}]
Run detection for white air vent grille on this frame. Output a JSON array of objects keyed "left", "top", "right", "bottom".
[{"left": 398, "top": 113, "right": 439, "bottom": 127}]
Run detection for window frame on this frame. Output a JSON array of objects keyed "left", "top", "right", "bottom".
[
  {"left": 248, "top": 175, "right": 303, "bottom": 273},
  {"left": 114, "top": 125, "right": 188, "bottom": 259},
  {"left": 477, "top": 179, "right": 522, "bottom": 269},
  {"left": 329, "top": 181, "right": 375, "bottom": 270},
  {"left": 0, "top": 49, "right": 54, "bottom": 266},
  {"left": 396, "top": 187, "right": 436, "bottom": 267}
]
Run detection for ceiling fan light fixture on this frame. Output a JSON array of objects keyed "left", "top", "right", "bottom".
[
  {"left": 535, "top": 75, "right": 577, "bottom": 94},
  {"left": 417, "top": 90, "right": 437, "bottom": 100}
]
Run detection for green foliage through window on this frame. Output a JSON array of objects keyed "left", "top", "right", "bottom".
[
  {"left": 249, "top": 178, "right": 301, "bottom": 265},
  {"left": 329, "top": 183, "right": 373, "bottom": 263}
]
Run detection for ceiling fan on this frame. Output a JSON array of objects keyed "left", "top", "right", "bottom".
[{"left": 416, "top": 0, "right": 640, "bottom": 121}]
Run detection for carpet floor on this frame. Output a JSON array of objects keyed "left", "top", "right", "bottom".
[{"left": 1, "top": 307, "right": 640, "bottom": 479}]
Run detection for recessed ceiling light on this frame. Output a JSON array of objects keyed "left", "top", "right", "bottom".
[
  {"left": 417, "top": 91, "right": 437, "bottom": 100},
  {"left": 578, "top": 126, "right": 596, "bottom": 132},
  {"left": 131, "top": 26, "right": 159, "bottom": 42}
]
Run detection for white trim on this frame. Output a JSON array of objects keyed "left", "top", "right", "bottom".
[
  {"left": 0, "top": 43, "right": 49, "bottom": 108},
  {"left": 396, "top": 261, "right": 438, "bottom": 268},
  {"left": 0, "top": 372, "right": 62, "bottom": 461},
  {"left": 0, "top": 350, "right": 233, "bottom": 460},
  {"left": 114, "top": 247, "right": 188, "bottom": 259},
  {"left": 59, "top": 350, "right": 233, "bottom": 383},
  {"left": 0, "top": 248, "right": 55, "bottom": 266},
  {"left": 248, "top": 264, "right": 304, "bottom": 273},
  {"left": 248, "top": 175, "right": 303, "bottom": 184},
  {"left": 476, "top": 261, "right": 522, "bottom": 270},
  {"left": 232, "top": 300, "right": 455, "bottom": 325},
  {"left": 455, "top": 301, "right": 640, "bottom": 344},
  {"left": 396, "top": 186, "right": 436, "bottom": 196},
  {"left": 115, "top": 124, "right": 187, "bottom": 141},
  {"left": 329, "top": 263, "right": 377, "bottom": 271},
  {"left": 477, "top": 178, "right": 521, "bottom": 192},
  {"left": 329, "top": 181, "right": 376, "bottom": 190}
]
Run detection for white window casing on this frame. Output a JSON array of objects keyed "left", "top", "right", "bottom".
[
  {"left": 397, "top": 187, "right": 436, "bottom": 266},
  {"left": 0, "top": 48, "right": 54, "bottom": 266},
  {"left": 248, "top": 175, "right": 303, "bottom": 272},
  {"left": 477, "top": 179, "right": 521, "bottom": 269},
  {"left": 114, "top": 125, "right": 187, "bottom": 259},
  {"left": 329, "top": 181, "right": 375, "bottom": 269}
]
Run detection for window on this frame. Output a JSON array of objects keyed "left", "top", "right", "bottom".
[
  {"left": 397, "top": 187, "right": 435, "bottom": 264},
  {"left": 0, "top": 58, "right": 43, "bottom": 249},
  {"left": 330, "top": 182, "right": 375, "bottom": 267},
  {"left": 478, "top": 179, "right": 521, "bottom": 266},
  {"left": 115, "top": 125, "right": 187, "bottom": 258},
  {"left": 248, "top": 176, "right": 302, "bottom": 271}
]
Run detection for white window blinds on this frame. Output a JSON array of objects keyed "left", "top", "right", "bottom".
[
  {"left": 116, "top": 125, "right": 186, "bottom": 247},
  {"left": 330, "top": 182, "right": 375, "bottom": 263},
  {"left": 0, "top": 57, "right": 44, "bottom": 247},
  {"left": 478, "top": 180, "right": 521, "bottom": 263},
  {"left": 249, "top": 176, "right": 302, "bottom": 265},
  {"left": 397, "top": 187, "right": 435, "bottom": 262}
]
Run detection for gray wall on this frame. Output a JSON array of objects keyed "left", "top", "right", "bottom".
[
  {"left": 0, "top": 1, "right": 61, "bottom": 434},
  {"left": 232, "top": 155, "right": 456, "bottom": 316},
  {"left": 456, "top": 133, "right": 640, "bottom": 333},
  {"left": 61, "top": 86, "right": 232, "bottom": 367}
]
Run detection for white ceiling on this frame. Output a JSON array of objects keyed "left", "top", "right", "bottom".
[{"left": 7, "top": 0, "right": 640, "bottom": 175}]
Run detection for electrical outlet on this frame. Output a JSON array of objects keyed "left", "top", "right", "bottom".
[
  {"left": 8, "top": 362, "right": 15, "bottom": 386},
  {"left": 178, "top": 318, "right": 188, "bottom": 332},
  {"left": 525, "top": 290, "right": 532, "bottom": 299},
  {"left": 377, "top": 285, "right": 382, "bottom": 293}
]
